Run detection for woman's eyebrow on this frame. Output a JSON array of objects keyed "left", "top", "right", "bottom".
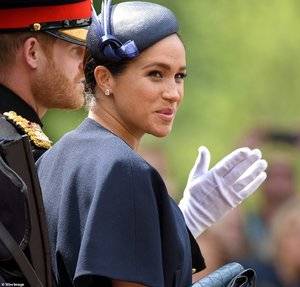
[{"left": 142, "top": 62, "right": 186, "bottom": 71}]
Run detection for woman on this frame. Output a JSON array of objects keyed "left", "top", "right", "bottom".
[{"left": 37, "top": 1, "right": 267, "bottom": 286}]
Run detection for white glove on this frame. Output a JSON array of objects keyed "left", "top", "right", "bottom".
[{"left": 179, "top": 146, "right": 267, "bottom": 238}]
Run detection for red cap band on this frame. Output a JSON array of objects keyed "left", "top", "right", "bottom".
[{"left": 0, "top": 0, "right": 91, "bottom": 30}]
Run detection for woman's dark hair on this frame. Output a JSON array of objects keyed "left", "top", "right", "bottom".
[{"left": 83, "top": 49, "right": 131, "bottom": 105}]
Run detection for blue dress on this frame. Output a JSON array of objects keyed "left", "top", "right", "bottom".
[{"left": 37, "top": 118, "right": 205, "bottom": 287}]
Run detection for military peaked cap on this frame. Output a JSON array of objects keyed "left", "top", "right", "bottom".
[
  {"left": 87, "top": 0, "right": 179, "bottom": 62},
  {"left": 0, "top": 0, "right": 92, "bottom": 46}
]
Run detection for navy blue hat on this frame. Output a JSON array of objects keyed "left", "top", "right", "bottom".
[
  {"left": 0, "top": 0, "right": 92, "bottom": 46},
  {"left": 87, "top": 0, "right": 179, "bottom": 62}
]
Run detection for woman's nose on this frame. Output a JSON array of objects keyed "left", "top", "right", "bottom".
[{"left": 162, "top": 83, "right": 182, "bottom": 102}]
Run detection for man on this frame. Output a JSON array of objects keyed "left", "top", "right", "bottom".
[
  {"left": 0, "top": 1, "right": 92, "bottom": 285},
  {"left": 0, "top": 0, "right": 91, "bottom": 159}
]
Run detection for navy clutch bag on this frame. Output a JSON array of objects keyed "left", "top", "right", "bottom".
[{"left": 192, "top": 262, "right": 256, "bottom": 287}]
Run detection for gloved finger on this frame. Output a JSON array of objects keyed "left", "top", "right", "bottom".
[
  {"left": 238, "top": 171, "right": 267, "bottom": 200},
  {"left": 232, "top": 159, "right": 268, "bottom": 191},
  {"left": 223, "top": 150, "right": 264, "bottom": 184},
  {"left": 189, "top": 146, "right": 211, "bottom": 179},
  {"left": 214, "top": 147, "right": 252, "bottom": 177}
]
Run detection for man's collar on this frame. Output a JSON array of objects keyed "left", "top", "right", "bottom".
[{"left": 0, "top": 84, "right": 42, "bottom": 126}]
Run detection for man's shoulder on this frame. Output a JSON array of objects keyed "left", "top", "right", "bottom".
[
  {"left": 0, "top": 112, "right": 51, "bottom": 160},
  {"left": 0, "top": 84, "right": 51, "bottom": 156},
  {"left": 0, "top": 114, "right": 21, "bottom": 141},
  {"left": 3, "top": 111, "right": 51, "bottom": 149}
]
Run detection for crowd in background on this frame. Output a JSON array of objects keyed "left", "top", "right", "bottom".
[{"left": 141, "top": 127, "right": 300, "bottom": 287}]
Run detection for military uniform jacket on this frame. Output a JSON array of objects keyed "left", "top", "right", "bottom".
[
  {"left": 0, "top": 84, "right": 51, "bottom": 160},
  {"left": 0, "top": 84, "right": 53, "bottom": 285},
  {"left": 37, "top": 118, "right": 205, "bottom": 287}
]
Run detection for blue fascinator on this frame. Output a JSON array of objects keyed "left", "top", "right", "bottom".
[{"left": 87, "top": 0, "right": 179, "bottom": 62}]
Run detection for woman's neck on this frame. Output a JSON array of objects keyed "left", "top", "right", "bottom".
[{"left": 88, "top": 105, "right": 141, "bottom": 150}]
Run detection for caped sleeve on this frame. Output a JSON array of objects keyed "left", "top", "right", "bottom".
[{"left": 68, "top": 156, "right": 164, "bottom": 287}]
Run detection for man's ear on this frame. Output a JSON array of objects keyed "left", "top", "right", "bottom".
[
  {"left": 23, "top": 37, "right": 44, "bottom": 69},
  {"left": 94, "top": 65, "right": 115, "bottom": 95}
]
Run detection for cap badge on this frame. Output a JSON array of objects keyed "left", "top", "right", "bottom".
[{"left": 32, "top": 23, "right": 41, "bottom": 31}]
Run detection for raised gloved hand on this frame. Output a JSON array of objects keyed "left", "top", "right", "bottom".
[{"left": 179, "top": 147, "right": 267, "bottom": 238}]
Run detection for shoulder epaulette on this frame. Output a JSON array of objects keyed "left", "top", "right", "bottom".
[{"left": 3, "top": 111, "right": 52, "bottom": 149}]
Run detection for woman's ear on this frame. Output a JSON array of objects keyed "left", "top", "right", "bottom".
[
  {"left": 94, "top": 66, "right": 114, "bottom": 95},
  {"left": 23, "top": 37, "right": 43, "bottom": 69}
]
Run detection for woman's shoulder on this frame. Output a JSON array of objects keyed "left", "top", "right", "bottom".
[
  {"left": 109, "top": 145, "right": 154, "bottom": 176},
  {"left": 38, "top": 118, "right": 128, "bottom": 160},
  {"left": 37, "top": 118, "right": 162, "bottom": 183}
]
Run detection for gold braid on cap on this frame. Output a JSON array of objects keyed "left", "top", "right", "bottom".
[{"left": 3, "top": 111, "right": 52, "bottom": 149}]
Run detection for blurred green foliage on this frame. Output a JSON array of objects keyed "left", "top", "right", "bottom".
[{"left": 44, "top": 0, "right": 300, "bottom": 201}]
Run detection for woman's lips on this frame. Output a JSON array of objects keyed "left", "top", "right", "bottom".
[{"left": 156, "top": 108, "right": 175, "bottom": 121}]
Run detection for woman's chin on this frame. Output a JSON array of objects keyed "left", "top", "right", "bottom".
[{"left": 150, "top": 126, "right": 173, "bottom": 138}]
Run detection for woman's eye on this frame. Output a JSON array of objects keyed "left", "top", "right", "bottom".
[
  {"left": 148, "top": 71, "right": 163, "bottom": 79},
  {"left": 175, "top": 73, "right": 187, "bottom": 80}
]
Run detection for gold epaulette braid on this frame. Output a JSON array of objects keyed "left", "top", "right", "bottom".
[{"left": 3, "top": 111, "right": 52, "bottom": 149}]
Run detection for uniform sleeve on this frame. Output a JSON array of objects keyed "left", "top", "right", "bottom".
[{"left": 72, "top": 157, "right": 164, "bottom": 287}]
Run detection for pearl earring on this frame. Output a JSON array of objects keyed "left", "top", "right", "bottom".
[{"left": 104, "top": 89, "right": 110, "bottom": 96}]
